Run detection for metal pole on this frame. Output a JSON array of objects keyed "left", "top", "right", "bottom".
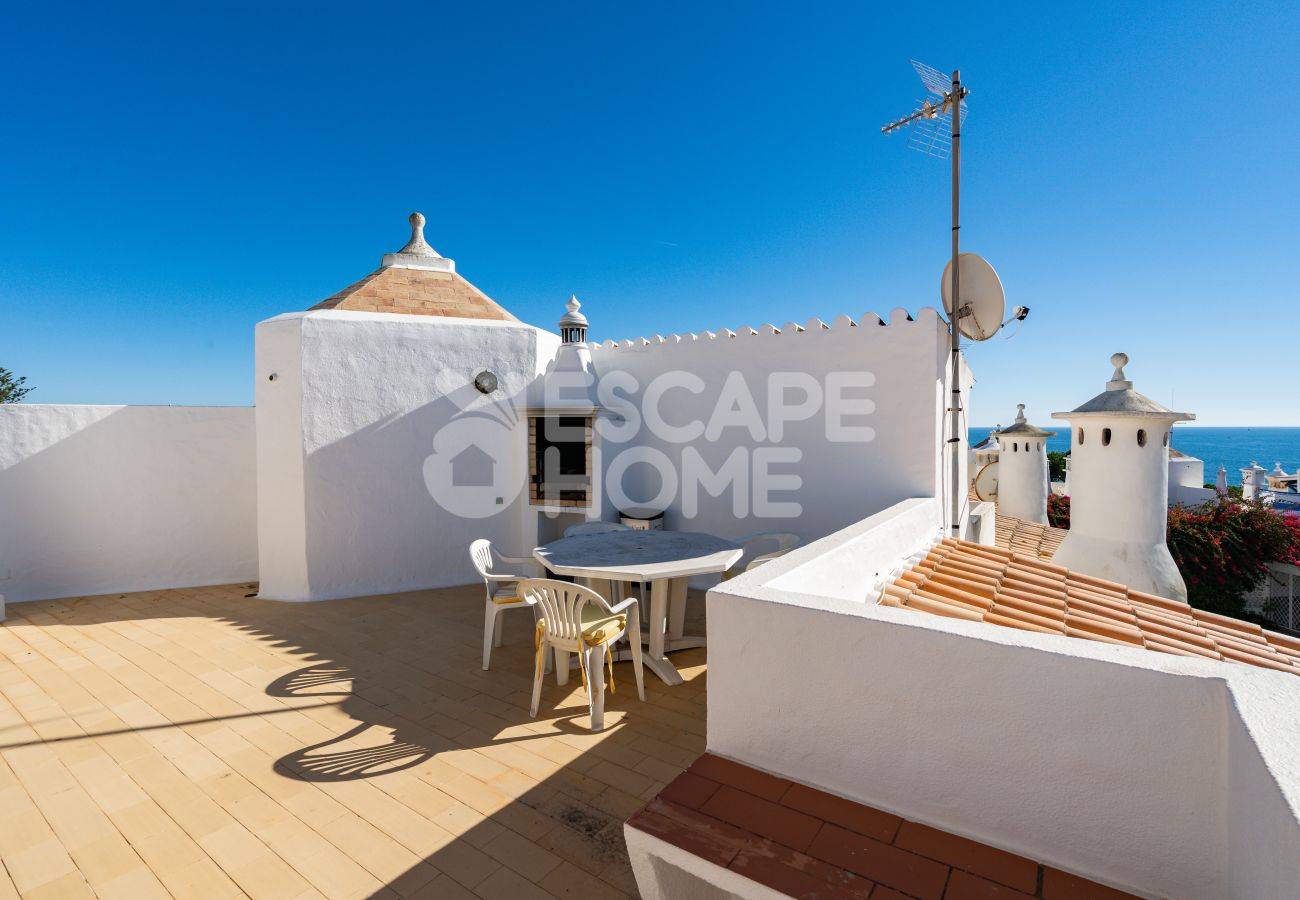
[{"left": 948, "top": 70, "right": 962, "bottom": 537}]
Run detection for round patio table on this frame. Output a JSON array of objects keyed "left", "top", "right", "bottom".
[{"left": 534, "top": 530, "right": 742, "bottom": 686}]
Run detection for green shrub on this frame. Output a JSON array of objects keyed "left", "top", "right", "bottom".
[
  {"left": 0, "top": 367, "right": 31, "bottom": 404},
  {"left": 1047, "top": 451, "right": 1069, "bottom": 482}
]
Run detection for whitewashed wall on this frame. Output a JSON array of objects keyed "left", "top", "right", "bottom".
[
  {"left": 255, "top": 310, "right": 559, "bottom": 601},
  {"left": 1169, "top": 455, "right": 1216, "bottom": 506},
  {"left": 708, "top": 499, "right": 1300, "bottom": 900},
  {"left": 588, "top": 308, "right": 965, "bottom": 548},
  {"left": 0, "top": 404, "right": 257, "bottom": 603}
]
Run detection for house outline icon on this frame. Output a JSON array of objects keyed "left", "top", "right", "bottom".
[{"left": 448, "top": 443, "right": 497, "bottom": 488}]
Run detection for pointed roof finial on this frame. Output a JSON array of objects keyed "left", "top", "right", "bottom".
[
  {"left": 1107, "top": 352, "right": 1132, "bottom": 391},
  {"left": 380, "top": 211, "right": 453, "bottom": 271},
  {"left": 398, "top": 212, "right": 439, "bottom": 257},
  {"left": 559, "top": 294, "right": 588, "bottom": 328},
  {"left": 992, "top": 403, "right": 1054, "bottom": 438}
]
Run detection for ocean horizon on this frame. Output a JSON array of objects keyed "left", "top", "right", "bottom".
[{"left": 968, "top": 426, "right": 1300, "bottom": 487}]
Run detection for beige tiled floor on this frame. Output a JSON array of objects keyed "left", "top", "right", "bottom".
[{"left": 0, "top": 583, "right": 709, "bottom": 898}]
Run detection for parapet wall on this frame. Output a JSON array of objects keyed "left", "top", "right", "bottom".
[
  {"left": 585, "top": 306, "right": 962, "bottom": 545},
  {"left": 0, "top": 404, "right": 257, "bottom": 602},
  {"left": 708, "top": 499, "right": 1300, "bottom": 899}
]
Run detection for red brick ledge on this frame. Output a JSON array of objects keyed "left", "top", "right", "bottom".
[{"left": 626, "top": 753, "right": 1137, "bottom": 900}]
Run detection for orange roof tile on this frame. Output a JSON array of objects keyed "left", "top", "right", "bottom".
[
  {"left": 880, "top": 538, "right": 1300, "bottom": 676},
  {"left": 994, "top": 514, "right": 1067, "bottom": 560}
]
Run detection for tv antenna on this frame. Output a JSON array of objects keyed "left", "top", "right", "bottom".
[{"left": 882, "top": 59, "right": 972, "bottom": 538}]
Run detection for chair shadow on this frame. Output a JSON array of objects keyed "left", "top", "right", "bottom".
[{"left": 270, "top": 662, "right": 633, "bottom": 783}]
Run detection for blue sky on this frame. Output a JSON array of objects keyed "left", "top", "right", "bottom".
[{"left": 2, "top": 1, "right": 1296, "bottom": 425}]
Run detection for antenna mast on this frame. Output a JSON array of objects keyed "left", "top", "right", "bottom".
[{"left": 882, "top": 60, "right": 970, "bottom": 539}]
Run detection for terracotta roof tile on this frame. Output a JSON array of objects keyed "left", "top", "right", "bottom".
[
  {"left": 310, "top": 266, "right": 517, "bottom": 321},
  {"left": 994, "top": 515, "right": 1068, "bottom": 560},
  {"left": 628, "top": 754, "right": 1137, "bottom": 899},
  {"left": 880, "top": 538, "right": 1300, "bottom": 677}
]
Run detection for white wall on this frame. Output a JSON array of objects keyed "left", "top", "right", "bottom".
[
  {"left": 256, "top": 317, "right": 309, "bottom": 599},
  {"left": 0, "top": 404, "right": 257, "bottom": 603},
  {"left": 708, "top": 500, "right": 1300, "bottom": 899},
  {"left": 1169, "top": 455, "right": 1215, "bottom": 506},
  {"left": 255, "top": 310, "right": 559, "bottom": 601},
  {"left": 588, "top": 308, "right": 963, "bottom": 548}
]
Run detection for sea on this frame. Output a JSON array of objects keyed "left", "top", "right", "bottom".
[{"left": 968, "top": 426, "right": 1300, "bottom": 486}]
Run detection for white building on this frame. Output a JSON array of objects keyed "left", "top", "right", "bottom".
[
  {"left": 1168, "top": 446, "right": 1215, "bottom": 506},
  {"left": 6, "top": 213, "right": 1300, "bottom": 900},
  {"left": 1, "top": 212, "right": 973, "bottom": 604},
  {"left": 1051, "top": 353, "right": 1193, "bottom": 601},
  {"left": 1242, "top": 461, "right": 1268, "bottom": 502},
  {"left": 990, "top": 404, "right": 1053, "bottom": 524}
]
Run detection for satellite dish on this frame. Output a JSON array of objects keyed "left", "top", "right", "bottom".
[
  {"left": 973, "top": 460, "right": 999, "bottom": 501},
  {"left": 941, "top": 253, "right": 1005, "bottom": 341}
]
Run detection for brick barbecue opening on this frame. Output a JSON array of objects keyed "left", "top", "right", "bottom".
[{"left": 529, "top": 414, "right": 592, "bottom": 507}]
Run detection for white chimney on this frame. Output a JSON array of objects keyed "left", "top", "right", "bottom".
[
  {"left": 1051, "top": 353, "right": 1195, "bottom": 601},
  {"left": 991, "top": 404, "right": 1055, "bottom": 524},
  {"left": 1242, "top": 462, "right": 1267, "bottom": 501}
]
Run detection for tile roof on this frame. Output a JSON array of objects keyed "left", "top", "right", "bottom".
[
  {"left": 880, "top": 538, "right": 1300, "bottom": 676},
  {"left": 994, "top": 514, "right": 1067, "bottom": 560},
  {"left": 628, "top": 753, "right": 1137, "bottom": 899},
  {"left": 310, "top": 265, "right": 518, "bottom": 321}
]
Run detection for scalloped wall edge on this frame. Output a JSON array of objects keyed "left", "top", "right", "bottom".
[{"left": 587, "top": 306, "right": 941, "bottom": 352}]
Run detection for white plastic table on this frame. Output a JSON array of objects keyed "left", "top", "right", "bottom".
[{"left": 534, "top": 530, "right": 742, "bottom": 685}]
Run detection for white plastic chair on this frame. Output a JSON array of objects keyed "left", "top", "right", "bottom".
[
  {"left": 469, "top": 539, "right": 544, "bottom": 670},
  {"left": 519, "top": 578, "right": 644, "bottom": 732},
  {"left": 730, "top": 532, "right": 801, "bottom": 575},
  {"left": 563, "top": 521, "right": 633, "bottom": 537}
]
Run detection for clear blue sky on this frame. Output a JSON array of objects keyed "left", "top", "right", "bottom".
[{"left": 3, "top": 1, "right": 1296, "bottom": 425}]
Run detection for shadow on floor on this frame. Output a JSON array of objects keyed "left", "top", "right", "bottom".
[{"left": 5, "top": 581, "right": 709, "bottom": 897}]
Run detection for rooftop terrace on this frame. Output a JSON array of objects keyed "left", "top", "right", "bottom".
[{"left": 0, "top": 583, "right": 706, "bottom": 899}]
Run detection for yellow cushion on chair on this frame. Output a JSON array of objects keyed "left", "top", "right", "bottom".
[
  {"left": 491, "top": 585, "right": 522, "bottom": 604},
  {"left": 580, "top": 605, "right": 626, "bottom": 645}
]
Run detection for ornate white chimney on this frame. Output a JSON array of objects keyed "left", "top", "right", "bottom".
[
  {"left": 1051, "top": 353, "right": 1194, "bottom": 601},
  {"left": 1242, "top": 462, "right": 1267, "bottom": 501},
  {"left": 992, "top": 404, "right": 1055, "bottom": 524}
]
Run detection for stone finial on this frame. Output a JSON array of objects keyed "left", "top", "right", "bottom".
[
  {"left": 380, "top": 211, "right": 454, "bottom": 271},
  {"left": 1014, "top": 403, "right": 1026, "bottom": 424},
  {"left": 397, "top": 212, "right": 439, "bottom": 257},
  {"left": 1106, "top": 352, "right": 1133, "bottom": 391},
  {"left": 559, "top": 295, "right": 588, "bottom": 327},
  {"left": 558, "top": 294, "right": 589, "bottom": 344}
]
